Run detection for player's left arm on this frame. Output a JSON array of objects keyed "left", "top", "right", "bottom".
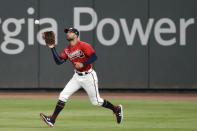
[
  {"left": 75, "top": 43, "right": 97, "bottom": 69},
  {"left": 82, "top": 53, "right": 97, "bottom": 66},
  {"left": 82, "top": 43, "right": 98, "bottom": 66}
]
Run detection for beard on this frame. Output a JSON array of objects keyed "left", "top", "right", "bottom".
[{"left": 66, "top": 37, "right": 74, "bottom": 41}]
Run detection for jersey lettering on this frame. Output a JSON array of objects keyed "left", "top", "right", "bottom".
[{"left": 65, "top": 49, "right": 85, "bottom": 60}]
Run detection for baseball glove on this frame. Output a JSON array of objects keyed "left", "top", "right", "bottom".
[{"left": 43, "top": 31, "right": 55, "bottom": 47}]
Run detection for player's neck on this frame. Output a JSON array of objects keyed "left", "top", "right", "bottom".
[{"left": 70, "top": 38, "right": 78, "bottom": 46}]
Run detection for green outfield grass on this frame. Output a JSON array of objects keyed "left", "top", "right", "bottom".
[{"left": 0, "top": 97, "right": 197, "bottom": 131}]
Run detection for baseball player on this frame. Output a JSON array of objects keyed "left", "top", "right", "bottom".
[{"left": 40, "top": 27, "right": 123, "bottom": 127}]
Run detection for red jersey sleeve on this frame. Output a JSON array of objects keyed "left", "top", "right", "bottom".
[
  {"left": 60, "top": 48, "right": 68, "bottom": 60},
  {"left": 81, "top": 43, "right": 95, "bottom": 57}
]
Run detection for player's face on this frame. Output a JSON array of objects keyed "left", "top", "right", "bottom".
[{"left": 66, "top": 30, "right": 77, "bottom": 41}]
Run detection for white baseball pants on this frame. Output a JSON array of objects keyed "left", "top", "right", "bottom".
[{"left": 59, "top": 69, "right": 104, "bottom": 106}]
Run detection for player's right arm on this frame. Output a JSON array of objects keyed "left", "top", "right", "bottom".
[
  {"left": 50, "top": 46, "right": 66, "bottom": 65},
  {"left": 43, "top": 33, "right": 66, "bottom": 65}
]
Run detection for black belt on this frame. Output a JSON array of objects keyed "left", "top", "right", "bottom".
[{"left": 76, "top": 71, "right": 89, "bottom": 76}]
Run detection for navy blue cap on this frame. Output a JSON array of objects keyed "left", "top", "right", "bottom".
[{"left": 64, "top": 27, "right": 79, "bottom": 36}]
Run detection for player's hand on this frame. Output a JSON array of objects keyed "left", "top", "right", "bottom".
[
  {"left": 48, "top": 44, "right": 55, "bottom": 48},
  {"left": 75, "top": 62, "right": 84, "bottom": 69}
]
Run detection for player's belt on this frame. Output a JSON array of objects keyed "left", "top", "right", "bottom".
[
  {"left": 75, "top": 71, "right": 89, "bottom": 76},
  {"left": 75, "top": 68, "right": 93, "bottom": 76}
]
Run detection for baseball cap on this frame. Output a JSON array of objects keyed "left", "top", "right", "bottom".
[{"left": 64, "top": 27, "right": 79, "bottom": 36}]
